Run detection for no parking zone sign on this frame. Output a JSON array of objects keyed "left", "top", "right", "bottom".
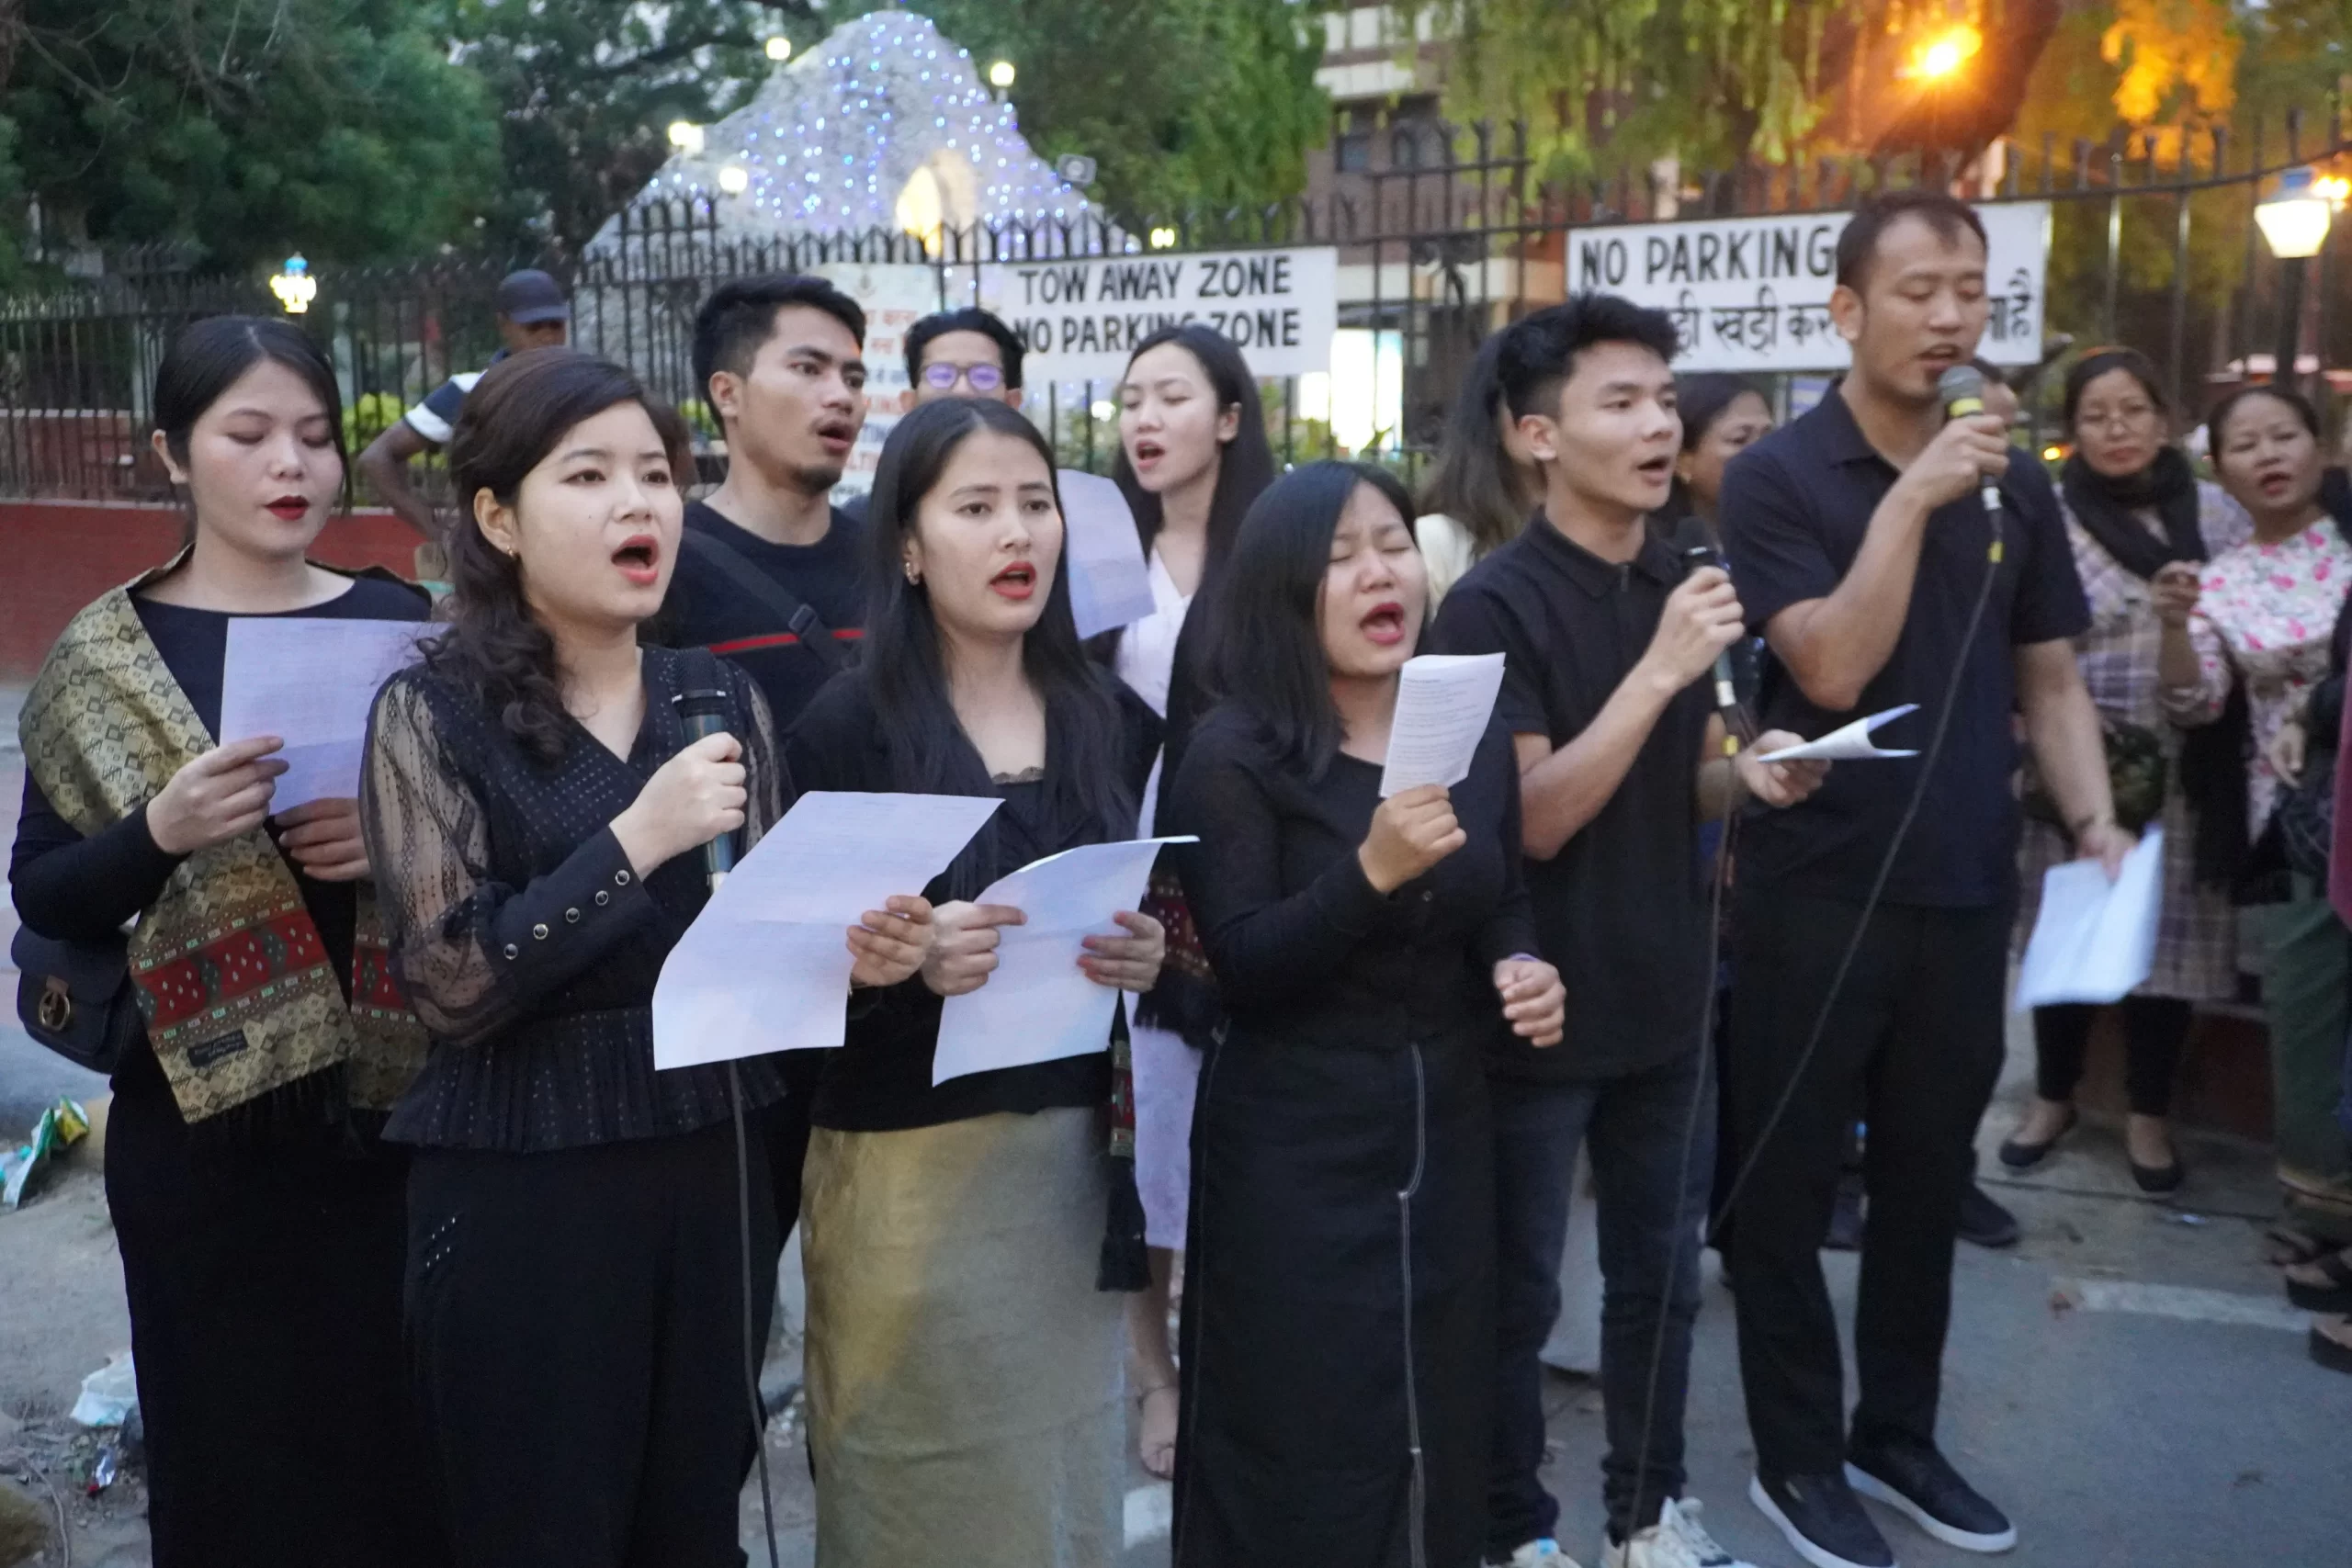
[{"left": 978, "top": 247, "right": 1339, "bottom": 382}]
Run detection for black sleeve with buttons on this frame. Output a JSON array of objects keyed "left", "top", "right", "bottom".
[{"left": 358, "top": 650, "right": 792, "bottom": 1152}]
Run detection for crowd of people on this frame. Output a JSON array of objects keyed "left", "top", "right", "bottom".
[{"left": 11, "top": 185, "right": 2352, "bottom": 1568}]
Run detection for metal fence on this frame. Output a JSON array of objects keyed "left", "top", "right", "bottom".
[{"left": 0, "top": 101, "right": 2344, "bottom": 505}]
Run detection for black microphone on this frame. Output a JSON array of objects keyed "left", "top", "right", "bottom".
[
  {"left": 1937, "top": 363, "right": 2004, "bottom": 520},
  {"left": 1677, "top": 537, "right": 1752, "bottom": 751},
  {"left": 674, "top": 686, "right": 736, "bottom": 891}
]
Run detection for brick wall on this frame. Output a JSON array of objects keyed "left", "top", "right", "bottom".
[{"left": 2, "top": 502, "right": 425, "bottom": 682}]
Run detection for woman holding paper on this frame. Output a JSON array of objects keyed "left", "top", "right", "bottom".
[
  {"left": 1162, "top": 460, "right": 1566, "bottom": 1567},
  {"left": 359, "top": 350, "right": 932, "bottom": 1568},
  {"left": 2171, "top": 385, "right": 2352, "bottom": 1290},
  {"left": 9, "top": 316, "right": 439, "bottom": 1565},
  {"left": 1998, "top": 348, "right": 2252, "bottom": 1193},
  {"left": 785, "top": 395, "right": 1166, "bottom": 1567},
  {"left": 1103, "top": 321, "right": 1277, "bottom": 1476}
]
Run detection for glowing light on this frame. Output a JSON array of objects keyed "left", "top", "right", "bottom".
[
  {"left": 764, "top": 36, "right": 793, "bottom": 62},
  {"left": 1912, "top": 26, "right": 1981, "bottom": 82},
  {"left": 1091, "top": 400, "right": 1116, "bottom": 421},
  {"left": 718, "top": 164, "right": 750, "bottom": 195},
  {"left": 2258, "top": 168, "right": 2335, "bottom": 260},
  {"left": 269, "top": 254, "right": 316, "bottom": 314},
  {"left": 2041, "top": 446, "right": 2064, "bottom": 463},
  {"left": 987, "top": 59, "right": 1015, "bottom": 89},
  {"left": 667, "top": 120, "right": 706, "bottom": 153},
  {"left": 1148, "top": 226, "right": 1178, "bottom": 250},
  {"left": 2316, "top": 175, "right": 2351, "bottom": 207}
]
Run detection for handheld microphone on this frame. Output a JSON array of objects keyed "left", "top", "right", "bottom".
[
  {"left": 673, "top": 687, "right": 736, "bottom": 890},
  {"left": 1678, "top": 540, "right": 1752, "bottom": 752},
  {"left": 1936, "top": 363, "right": 2005, "bottom": 518}
]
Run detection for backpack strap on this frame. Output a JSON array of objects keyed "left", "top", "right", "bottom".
[{"left": 681, "top": 528, "right": 852, "bottom": 672}]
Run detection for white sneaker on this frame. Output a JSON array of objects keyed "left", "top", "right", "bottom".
[
  {"left": 1601, "top": 1496, "right": 1758, "bottom": 1568},
  {"left": 1498, "top": 1540, "right": 1585, "bottom": 1568}
]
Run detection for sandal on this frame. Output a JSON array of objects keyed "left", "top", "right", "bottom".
[
  {"left": 1137, "top": 1382, "right": 1179, "bottom": 1481},
  {"left": 2309, "top": 1314, "right": 2352, "bottom": 1375},
  {"left": 2263, "top": 1224, "right": 2334, "bottom": 1269},
  {"left": 2284, "top": 1246, "right": 2352, "bottom": 1314}
]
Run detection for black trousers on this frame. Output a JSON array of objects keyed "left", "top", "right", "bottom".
[
  {"left": 1726, "top": 886, "right": 2008, "bottom": 1481},
  {"left": 2032, "top": 997, "right": 2192, "bottom": 1117},
  {"left": 405, "top": 1119, "right": 777, "bottom": 1568},
  {"left": 106, "top": 1063, "right": 445, "bottom": 1568}
]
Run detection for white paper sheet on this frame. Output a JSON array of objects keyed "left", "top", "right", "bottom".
[
  {"left": 1378, "top": 653, "right": 1508, "bottom": 796},
  {"left": 1753, "top": 703, "right": 1920, "bottom": 763},
  {"left": 651, "top": 791, "right": 1000, "bottom": 1068},
  {"left": 931, "top": 836, "right": 1194, "bottom": 1086},
  {"left": 2013, "top": 829, "right": 2165, "bottom": 1011},
  {"left": 1057, "top": 469, "right": 1158, "bottom": 639},
  {"left": 217, "top": 618, "right": 432, "bottom": 810}
]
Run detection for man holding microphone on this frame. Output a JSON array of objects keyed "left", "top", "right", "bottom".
[{"left": 1719, "top": 189, "right": 2127, "bottom": 1568}]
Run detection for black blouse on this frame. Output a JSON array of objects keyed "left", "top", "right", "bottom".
[
  {"left": 1163, "top": 705, "right": 1538, "bottom": 1054},
  {"left": 359, "top": 647, "right": 790, "bottom": 1151},
  {"left": 10, "top": 575, "right": 430, "bottom": 1125},
  {"left": 782, "top": 668, "right": 1161, "bottom": 1133}
]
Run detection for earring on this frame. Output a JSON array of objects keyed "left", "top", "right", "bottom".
[{"left": 903, "top": 561, "right": 921, "bottom": 584}]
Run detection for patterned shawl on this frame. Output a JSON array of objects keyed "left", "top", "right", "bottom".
[{"left": 17, "top": 559, "right": 429, "bottom": 1122}]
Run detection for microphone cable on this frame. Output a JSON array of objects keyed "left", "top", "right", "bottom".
[{"left": 1622, "top": 515, "right": 2006, "bottom": 1544}]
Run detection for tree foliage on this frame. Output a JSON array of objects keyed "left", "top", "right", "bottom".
[
  {"left": 449, "top": 0, "right": 815, "bottom": 257},
  {"left": 0, "top": 0, "right": 499, "bottom": 270},
  {"left": 820, "top": 0, "right": 1329, "bottom": 223}
]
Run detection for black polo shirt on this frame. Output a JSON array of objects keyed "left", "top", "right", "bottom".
[
  {"left": 660, "top": 500, "right": 867, "bottom": 730},
  {"left": 1433, "top": 515, "right": 1714, "bottom": 1083},
  {"left": 1720, "top": 388, "right": 2088, "bottom": 908}
]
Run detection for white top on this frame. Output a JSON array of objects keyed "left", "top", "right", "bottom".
[
  {"left": 1415, "top": 513, "right": 1481, "bottom": 606},
  {"left": 1114, "top": 548, "right": 1193, "bottom": 831}
]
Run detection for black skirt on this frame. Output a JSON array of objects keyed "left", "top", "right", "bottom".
[{"left": 1173, "top": 1027, "right": 1494, "bottom": 1568}]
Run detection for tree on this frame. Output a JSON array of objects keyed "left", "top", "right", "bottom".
[
  {"left": 0, "top": 0, "right": 499, "bottom": 270},
  {"left": 820, "top": 0, "right": 1329, "bottom": 224},
  {"left": 448, "top": 0, "right": 816, "bottom": 257}
]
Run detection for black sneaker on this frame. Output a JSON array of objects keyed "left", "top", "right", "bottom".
[
  {"left": 1956, "top": 1181, "right": 2019, "bottom": 1249},
  {"left": 1747, "top": 1472, "right": 1894, "bottom": 1568},
  {"left": 1846, "top": 1438, "right": 2017, "bottom": 1553}
]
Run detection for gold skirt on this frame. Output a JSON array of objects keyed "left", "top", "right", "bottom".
[{"left": 801, "top": 1107, "right": 1125, "bottom": 1568}]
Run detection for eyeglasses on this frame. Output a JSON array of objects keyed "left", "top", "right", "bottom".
[
  {"left": 2075, "top": 405, "right": 2161, "bottom": 432},
  {"left": 922, "top": 361, "right": 1006, "bottom": 392}
]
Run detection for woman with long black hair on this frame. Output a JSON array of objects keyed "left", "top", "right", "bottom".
[
  {"left": 1101, "top": 321, "right": 1276, "bottom": 1476},
  {"left": 1413, "top": 332, "right": 1544, "bottom": 604},
  {"left": 1165, "top": 460, "right": 1566, "bottom": 1566},
  {"left": 787, "top": 395, "right": 1167, "bottom": 1566},
  {"left": 10, "top": 316, "right": 440, "bottom": 1565},
  {"left": 360, "top": 349, "right": 931, "bottom": 1567}
]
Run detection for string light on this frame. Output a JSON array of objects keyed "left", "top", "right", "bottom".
[{"left": 599, "top": 12, "right": 1093, "bottom": 252}]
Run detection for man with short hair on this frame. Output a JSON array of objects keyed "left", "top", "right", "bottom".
[
  {"left": 1720, "top": 189, "right": 2122, "bottom": 1568},
  {"left": 1436, "top": 296, "right": 1826, "bottom": 1568},
  {"left": 663, "top": 272, "right": 871, "bottom": 730},
  {"left": 358, "top": 268, "right": 571, "bottom": 551},
  {"left": 901, "top": 306, "right": 1025, "bottom": 410}
]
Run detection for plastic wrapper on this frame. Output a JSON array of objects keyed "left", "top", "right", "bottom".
[{"left": 0, "top": 1098, "right": 89, "bottom": 1209}]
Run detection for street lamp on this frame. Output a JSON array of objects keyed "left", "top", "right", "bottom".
[
  {"left": 764, "top": 36, "right": 792, "bottom": 62},
  {"left": 269, "top": 254, "right": 317, "bottom": 315},
  {"left": 718, "top": 164, "right": 750, "bottom": 196},
  {"left": 988, "top": 59, "right": 1015, "bottom": 91},
  {"left": 2256, "top": 168, "right": 2337, "bottom": 395},
  {"left": 1911, "top": 25, "right": 1982, "bottom": 82},
  {"left": 667, "top": 120, "right": 706, "bottom": 155}
]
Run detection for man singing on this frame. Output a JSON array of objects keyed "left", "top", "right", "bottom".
[
  {"left": 1436, "top": 296, "right": 1826, "bottom": 1568},
  {"left": 1720, "top": 190, "right": 2125, "bottom": 1568}
]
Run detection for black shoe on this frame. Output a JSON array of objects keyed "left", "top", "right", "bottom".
[
  {"left": 1996, "top": 1106, "right": 2075, "bottom": 1170},
  {"left": 1846, "top": 1438, "right": 2017, "bottom": 1553},
  {"left": 1956, "top": 1181, "right": 2019, "bottom": 1249},
  {"left": 2130, "top": 1155, "right": 2186, "bottom": 1194},
  {"left": 1748, "top": 1472, "right": 1894, "bottom": 1568},
  {"left": 1825, "top": 1174, "right": 1865, "bottom": 1252}
]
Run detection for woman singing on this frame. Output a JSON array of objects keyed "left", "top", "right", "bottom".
[
  {"left": 1166, "top": 460, "right": 1566, "bottom": 1566},
  {"left": 9, "top": 317, "right": 439, "bottom": 1565},
  {"left": 360, "top": 349, "right": 930, "bottom": 1567},
  {"left": 1102, "top": 321, "right": 1275, "bottom": 1476},
  {"left": 787, "top": 396, "right": 1166, "bottom": 1567}
]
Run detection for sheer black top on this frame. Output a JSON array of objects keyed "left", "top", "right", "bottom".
[
  {"left": 783, "top": 668, "right": 1160, "bottom": 1133},
  {"left": 358, "top": 647, "right": 790, "bottom": 1151}
]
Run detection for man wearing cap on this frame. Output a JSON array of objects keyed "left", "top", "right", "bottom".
[{"left": 357, "top": 268, "right": 571, "bottom": 566}]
